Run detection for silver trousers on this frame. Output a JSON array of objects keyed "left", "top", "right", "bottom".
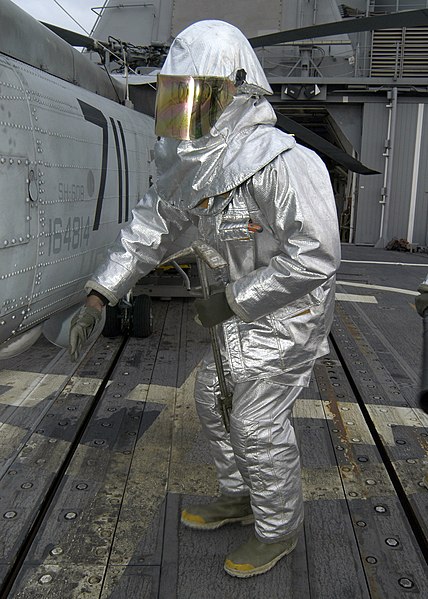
[{"left": 194, "top": 349, "right": 305, "bottom": 542}]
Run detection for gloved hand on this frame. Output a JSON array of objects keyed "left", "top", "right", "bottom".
[
  {"left": 69, "top": 305, "right": 102, "bottom": 361},
  {"left": 194, "top": 291, "right": 234, "bottom": 327},
  {"left": 415, "top": 283, "right": 428, "bottom": 317}
]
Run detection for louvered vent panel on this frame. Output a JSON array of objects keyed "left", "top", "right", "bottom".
[{"left": 370, "top": 27, "right": 428, "bottom": 77}]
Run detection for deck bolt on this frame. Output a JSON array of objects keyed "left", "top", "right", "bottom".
[
  {"left": 398, "top": 578, "right": 414, "bottom": 589},
  {"left": 375, "top": 505, "right": 387, "bottom": 513},
  {"left": 50, "top": 547, "right": 63, "bottom": 555},
  {"left": 385, "top": 538, "right": 399, "bottom": 547},
  {"left": 366, "top": 479, "right": 377, "bottom": 486},
  {"left": 336, "top": 445, "right": 344, "bottom": 451},
  {"left": 366, "top": 556, "right": 377, "bottom": 564},
  {"left": 88, "top": 576, "right": 102, "bottom": 584},
  {"left": 102, "top": 422, "right": 112, "bottom": 427},
  {"left": 349, "top": 492, "right": 358, "bottom": 497},
  {"left": 356, "top": 521, "right": 366, "bottom": 527},
  {"left": 76, "top": 483, "right": 88, "bottom": 490},
  {"left": 406, "top": 459, "right": 416, "bottom": 464},
  {"left": 113, "top": 394, "right": 121, "bottom": 398},
  {"left": 3, "top": 511, "right": 17, "bottom": 519},
  {"left": 21, "top": 482, "right": 33, "bottom": 489},
  {"left": 39, "top": 575, "right": 52, "bottom": 584},
  {"left": 396, "top": 439, "right": 406, "bottom": 445},
  {"left": 358, "top": 456, "right": 368, "bottom": 462},
  {"left": 8, "top": 470, "right": 17, "bottom": 475},
  {"left": 64, "top": 512, "right": 77, "bottom": 520}
]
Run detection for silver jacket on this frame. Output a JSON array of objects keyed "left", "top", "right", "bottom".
[
  {"left": 87, "top": 138, "right": 340, "bottom": 384},
  {"left": 87, "top": 20, "right": 341, "bottom": 385}
]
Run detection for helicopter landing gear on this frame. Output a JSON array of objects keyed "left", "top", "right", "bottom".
[
  {"left": 102, "top": 294, "right": 153, "bottom": 338},
  {"left": 102, "top": 304, "right": 123, "bottom": 337},
  {"left": 131, "top": 294, "right": 153, "bottom": 338}
]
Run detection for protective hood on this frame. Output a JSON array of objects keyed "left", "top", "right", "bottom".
[
  {"left": 155, "top": 20, "right": 296, "bottom": 211},
  {"left": 161, "top": 20, "right": 272, "bottom": 95}
]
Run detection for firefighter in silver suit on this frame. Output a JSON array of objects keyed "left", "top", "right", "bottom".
[{"left": 69, "top": 20, "right": 341, "bottom": 577}]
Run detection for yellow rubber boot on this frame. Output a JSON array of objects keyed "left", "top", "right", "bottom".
[
  {"left": 224, "top": 532, "right": 298, "bottom": 578},
  {"left": 181, "top": 495, "right": 254, "bottom": 530}
]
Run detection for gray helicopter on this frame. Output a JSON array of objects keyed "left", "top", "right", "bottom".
[
  {"left": 0, "top": 0, "right": 159, "bottom": 358},
  {"left": 1, "top": 0, "right": 427, "bottom": 358}
]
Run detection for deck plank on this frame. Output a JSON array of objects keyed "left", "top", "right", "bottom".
[
  {"left": 314, "top": 350, "right": 428, "bottom": 597},
  {"left": 7, "top": 301, "right": 170, "bottom": 597},
  {"left": 0, "top": 336, "right": 122, "bottom": 589},
  {"left": 296, "top": 382, "right": 371, "bottom": 599},
  {"left": 332, "top": 304, "right": 428, "bottom": 541}
]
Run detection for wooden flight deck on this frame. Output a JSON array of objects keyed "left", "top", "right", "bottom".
[{"left": 0, "top": 245, "right": 427, "bottom": 598}]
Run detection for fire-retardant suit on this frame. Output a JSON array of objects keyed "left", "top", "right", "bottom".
[{"left": 69, "top": 20, "right": 341, "bottom": 577}]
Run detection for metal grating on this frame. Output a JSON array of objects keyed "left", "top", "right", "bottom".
[{"left": 370, "top": 27, "right": 428, "bottom": 78}]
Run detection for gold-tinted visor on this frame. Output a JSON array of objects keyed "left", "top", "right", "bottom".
[{"left": 155, "top": 74, "right": 236, "bottom": 140}]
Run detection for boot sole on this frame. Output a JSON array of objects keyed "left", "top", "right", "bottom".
[
  {"left": 224, "top": 537, "right": 298, "bottom": 578},
  {"left": 181, "top": 513, "right": 255, "bottom": 530}
]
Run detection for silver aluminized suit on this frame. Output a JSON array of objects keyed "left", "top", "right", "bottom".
[{"left": 86, "top": 20, "right": 341, "bottom": 543}]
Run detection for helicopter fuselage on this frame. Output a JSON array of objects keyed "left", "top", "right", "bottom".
[{"left": 0, "top": 52, "right": 156, "bottom": 357}]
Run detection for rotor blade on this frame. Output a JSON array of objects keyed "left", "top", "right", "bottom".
[
  {"left": 40, "top": 22, "right": 96, "bottom": 49},
  {"left": 250, "top": 9, "right": 428, "bottom": 47},
  {"left": 275, "top": 112, "right": 380, "bottom": 175}
]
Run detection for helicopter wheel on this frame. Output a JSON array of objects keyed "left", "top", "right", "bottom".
[
  {"left": 102, "top": 304, "right": 123, "bottom": 337},
  {"left": 131, "top": 294, "right": 153, "bottom": 338}
]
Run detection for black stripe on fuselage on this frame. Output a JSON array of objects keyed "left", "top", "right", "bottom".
[
  {"left": 77, "top": 99, "right": 108, "bottom": 231},
  {"left": 110, "top": 118, "right": 123, "bottom": 224},
  {"left": 117, "top": 121, "right": 130, "bottom": 222}
]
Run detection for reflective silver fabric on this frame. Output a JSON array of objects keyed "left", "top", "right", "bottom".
[
  {"left": 155, "top": 94, "right": 294, "bottom": 210},
  {"left": 86, "top": 19, "right": 341, "bottom": 542},
  {"left": 195, "top": 349, "right": 304, "bottom": 541},
  {"left": 161, "top": 20, "right": 272, "bottom": 95},
  {"left": 88, "top": 150, "right": 340, "bottom": 383}
]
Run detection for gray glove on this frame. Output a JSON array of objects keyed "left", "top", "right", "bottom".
[
  {"left": 194, "top": 291, "right": 234, "bottom": 327},
  {"left": 415, "top": 283, "right": 428, "bottom": 317},
  {"left": 69, "top": 306, "right": 102, "bottom": 361}
]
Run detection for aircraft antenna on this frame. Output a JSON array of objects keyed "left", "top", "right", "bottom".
[
  {"left": 50, "top": 0, "right": 156, "bottom": 99},
  {"left": 51, "top": 0, "right": 91, "bottom": 35},
  {"left": 53, "top": 0, "right": 138, "bottom": 79}
]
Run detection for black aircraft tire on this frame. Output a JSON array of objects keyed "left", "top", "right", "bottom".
[
  {"left": 131, "top": 294, "right": 153, "bottom": 338},
  {"left": 102, "top": 304, "right": 123, "bottom": 337}
]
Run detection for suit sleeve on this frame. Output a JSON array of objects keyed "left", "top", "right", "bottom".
[{"left": 86, "top": 186, "right": 191, "bottom": 305}]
